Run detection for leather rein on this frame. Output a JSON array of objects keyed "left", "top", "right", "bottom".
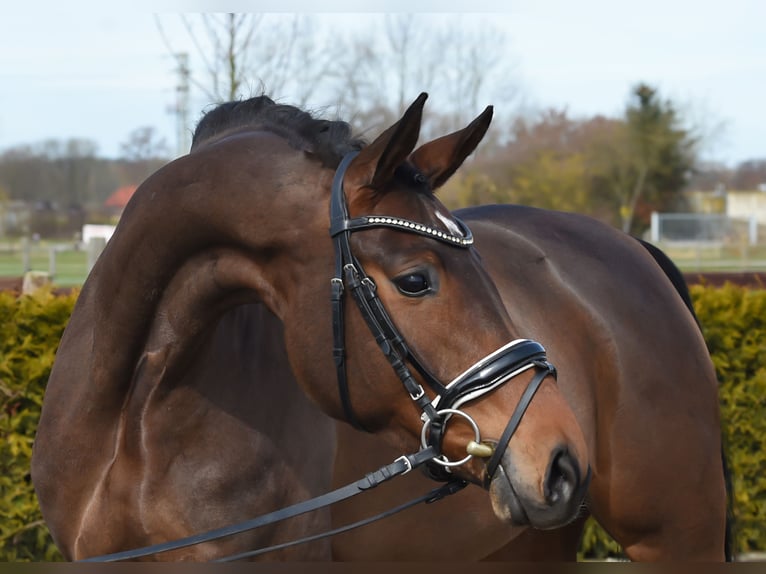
[{"left": 81, "top": 152, "right": 556, "bottom": 562}]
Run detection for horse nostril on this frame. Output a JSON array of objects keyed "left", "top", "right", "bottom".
[{"left": 544, "top": 447, "right": 580, "bottom": 506}]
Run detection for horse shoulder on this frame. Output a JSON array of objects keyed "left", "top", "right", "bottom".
[{"left": 460, "top": 204, "right": 725, "bottom": 560}]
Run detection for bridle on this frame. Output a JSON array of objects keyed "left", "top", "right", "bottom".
[
  {"left": 328, "top": 150, "right": 557, "bottom": 483},
  {"left": 81, "top": 151, "right": 557, "bottom": 562}
]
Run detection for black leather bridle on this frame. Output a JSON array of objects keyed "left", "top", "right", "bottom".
[{"left": 328, "top": 151, "right": 557, "bottom": 483}]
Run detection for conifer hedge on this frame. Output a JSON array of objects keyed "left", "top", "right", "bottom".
[
  {"left": 0, "top": 288, "right": 75, "bottom": 561},
  {"left": 692, "top": 284, "right": 766, "bottom": 555},
  {"left": 0, "top": 284, "right": 763, "bottom": 561}
]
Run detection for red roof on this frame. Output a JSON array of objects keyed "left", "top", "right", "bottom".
[{"left": 105, "top": 185, "right": 137, "bottom": 209}]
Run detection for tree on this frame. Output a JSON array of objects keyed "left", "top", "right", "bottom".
[
  {"left": 615, "top": 84, "right": 698, "bottom": 233},
  {"left": 731, "top": 159, "right": 766, "bottom": 190},
  {"left": 119, "top": 127, "right": 169, "bottom": 162},
  {"left": 329, "top": 15, "right": 441, "bottom": 136},
  {"left": 118, "top": 127, "right": 170, "bottom": 186},
  {"left": 438, "top": 20, "right": 511, "bottom": 133},
  {"left": 0, "top": 140, "right": 100, "bottom": 207},
  {"left": 156, "top": 14, "right": 340, "bottom": 106},
  {"left": 155, "top": 13, "right": 516, "bottom": 151},
  {"left": 475, "top": 86, "right": 698, "bottom": 234},
  {"left": 40, "top": 139, "right": 99, "bottom": 208},
  {"left": 450, "top": 109, "right": 616, "bottom": 219},
  {"left": 0, "top": 140, "right": 126, "bottom": 221},
  {"left": 157, "top": 13, "right": 258, "bottom": 103},
  {"left": 363, "top": 15, "right": 515, "bottom": 141}
]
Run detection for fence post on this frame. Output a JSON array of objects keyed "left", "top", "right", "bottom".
[
  {"left": 749, "top": 215, "right": 758, "bottom": 246},
  {"left": 87, "top": 237, "right": 107, "bottom": 273},
  {"left": 22, "top": 237, "right": 30, "bottom": 272},
  {"left": 650, "top": 212, "right": 659, "bottom": 243},
  {"left": 48, "top": 246, "right": 57, "bottom": 280}
]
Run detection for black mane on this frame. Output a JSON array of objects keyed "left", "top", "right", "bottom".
[{"left": 191, "top": 95, "right": 365, "bottom": 167}]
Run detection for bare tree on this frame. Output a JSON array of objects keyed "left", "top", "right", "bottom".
[
  {"left": 156, "top": 13, "right": 260, "bottom": 102},
  {"left": 332, "top": 15, "right": 515, "bottom": 142},
  {"left": 437, "top": 20, "right": 513, "bottom": 133},
  {"left": 118, "top": 127, "right": 170, "bottom": 185},
  {"left": 41, "top": 139, "right": 99, "bottom": 207},
  {"left": 327, "top": 33, "right": 395, "bottom": 137},
  {"left": 328, "top": 15, "right": 452, "bottom": 138},
  {"left": 119, "top": 127, "right": 169, "bottom": 162},
  {"left": 155, "top": 13, "right": 517, "bottom": 152},
  {"left": 385, "top": 15, "right": 422, "bottom": 115},
  {"left": 156, "top": 14, "right": 340, "bottom": 106}
]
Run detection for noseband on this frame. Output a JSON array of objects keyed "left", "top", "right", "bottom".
[{"left": 329, "top": 151, "right": 556, "bottom": 483}]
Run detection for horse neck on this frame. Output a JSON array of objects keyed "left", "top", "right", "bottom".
[{"left": 83, "top": 135, "right": 334, "bottom": 402}]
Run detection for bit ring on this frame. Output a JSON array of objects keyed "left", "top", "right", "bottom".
[{"left": 420, "top": 408, "right": 481, "bottom": 468}]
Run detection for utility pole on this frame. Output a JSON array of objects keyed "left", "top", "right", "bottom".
[{"left": 174, "top": 53, "right": 190, "bottom": 156}]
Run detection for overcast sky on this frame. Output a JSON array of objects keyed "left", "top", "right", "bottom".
[{"left": 1, "top": 0, "right": 763, "bottom": 166}]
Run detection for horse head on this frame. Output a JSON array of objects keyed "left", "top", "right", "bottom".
[{"left": 285, "top": 94, "right": 591, "bottom": 530}]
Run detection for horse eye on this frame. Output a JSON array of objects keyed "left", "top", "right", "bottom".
[{"left": 394, "top": 273, "right": 431, "bottom": 296}]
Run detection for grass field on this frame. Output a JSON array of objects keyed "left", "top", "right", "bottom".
[{"left": 0, "top": 242, "right": 89, "bottom": 286}]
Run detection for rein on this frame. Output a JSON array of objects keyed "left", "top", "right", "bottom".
[
  {"left": 80, "top": 151, "right": 556, "bottom": 562},
  {"left": 80, "top": 447, "right": 465, "bottom": 562}
]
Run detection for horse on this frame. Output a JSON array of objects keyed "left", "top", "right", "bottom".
[{"left": 31, "top": 93, "right": 727, "bottom": 561}]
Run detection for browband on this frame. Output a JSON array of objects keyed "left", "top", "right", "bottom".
[{"left": 330, "top": 215, "right": 473, "bottom": 248}]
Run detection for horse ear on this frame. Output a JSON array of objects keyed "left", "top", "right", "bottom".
[
  {"left": 409, "top": 105, "right": 493, "bottom": 190},
  {"left": 344, "top": 93, "right": 427, "bottom": 201}
]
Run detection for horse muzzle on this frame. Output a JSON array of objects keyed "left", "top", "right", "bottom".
[
  {"left": 488, "top": 446, "right": 591, "bottom": 529},
  {"left": 419, "top": 338, "right": 591, "bottom": 529}
]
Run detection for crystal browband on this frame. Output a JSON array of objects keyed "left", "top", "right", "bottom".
[{"left": 334, "top": 215, "right": 474, "bottom": 248}]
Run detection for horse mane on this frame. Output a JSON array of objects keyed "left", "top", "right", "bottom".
[{"left": 191, "top": 95, "right": 365, "bottom": 167}]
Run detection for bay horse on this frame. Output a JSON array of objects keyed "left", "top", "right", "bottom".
[{"left": 31, "top": 94, "right": 727, "bottom": 561}]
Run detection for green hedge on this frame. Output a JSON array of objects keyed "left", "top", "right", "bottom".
[
  {"left": 0, "top": 288, "right": 75, "bottom": 561},
  {"left": 0, "top": 285, "right": 763, "bottom": 561},
  {"left": 692, "top": 284, "right": 766, "bottom": 554}
]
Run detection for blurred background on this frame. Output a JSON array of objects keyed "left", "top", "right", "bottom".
[
  {"left": 0, "top": 4, "right": 764, "bottom": 281},
  {"left": 0, "top": 4, "right": 764, "bottom": 561}
]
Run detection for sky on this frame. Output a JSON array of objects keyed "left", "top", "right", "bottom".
[{"left": 1, "top": 0, "right": 764, "bottom": 166}]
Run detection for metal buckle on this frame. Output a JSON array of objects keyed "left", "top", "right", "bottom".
[
  {"left": 361, "top": 277, "right": 376, "bottom": 292},
  {"left": 394, "top": 455, "right": 413, "bottom": 475},
  {"left": 409, "top": 384, "right": 425, "bottom": 401},
  {"left": 343, "top": 263, "right": 360, "bottom": 283}
]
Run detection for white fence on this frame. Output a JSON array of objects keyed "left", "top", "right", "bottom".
[
  {"left": 82, "top": 224, "right": 116, "bottom": 245},
  {"left": 649, "top": 212, "right": 766, "bottom": 271},
  {"left": 650, "top": 212, "right": 759, "bottom": 246}
]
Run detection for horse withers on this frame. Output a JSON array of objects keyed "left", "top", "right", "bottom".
[{"left": 31, "top": 94, "right": 726, "bottom": 561}]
